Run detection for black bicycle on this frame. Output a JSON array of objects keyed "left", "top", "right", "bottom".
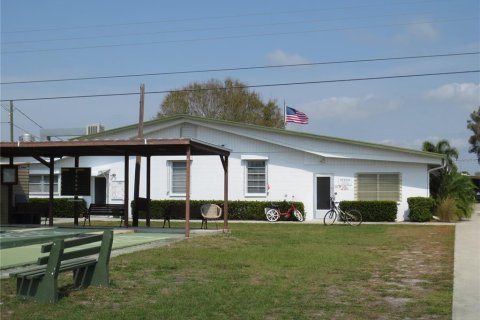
[{"left": 323, "top": 194, "right": 362, "bottom": 226}]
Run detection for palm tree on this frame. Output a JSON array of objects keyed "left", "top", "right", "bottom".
[
  {"left": 422, "top": 139, "right": 459, "bottom": 173},
  {"left": 422, "top": 139, "right": 475, "bottom": 219}
]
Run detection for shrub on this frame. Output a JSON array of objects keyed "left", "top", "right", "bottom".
[
  {"left": 29, "top": 198, "right": 87, "bottom": 217},
  {"left": 436, "top": 171, "right": 476, "bottom": 219},
  {"left": 436, "top": 197, "right": 458, "bottom": 222},
  {"left": 135, "top": 199, "right": 304, "bottom": 221},
  {"left": 339, "top": 201, "right": 397, "bottom": 222},
  {"left": 407, "top": 197, "right": 435, "bottom": 222}
]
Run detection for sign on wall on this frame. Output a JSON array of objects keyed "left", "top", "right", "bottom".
[
  {"left": 110, "top": 181, "right": 124, "bottom": 201},
  {"left": 1, "top": 165, "right": 18, "bottom": 185},
  {"left": 334, "top": 177, "right": 353, "bottom": 191},
  {"left": 61, "top": 167, "right": 91, "bottom": 196}
]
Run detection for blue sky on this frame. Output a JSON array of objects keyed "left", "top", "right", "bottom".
[{"left": 1, "top": 0, "right": 479, "bottom": 173}]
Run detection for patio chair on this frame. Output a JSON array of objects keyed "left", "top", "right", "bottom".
[{"left": 200, "top": 204, "right": 222, "bottom": 229}]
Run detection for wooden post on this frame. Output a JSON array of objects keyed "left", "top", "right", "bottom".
[
  {"left": 221, "top": 155, "right": 229, "bottom": 232},
  {"left": 48, "top": 157, "right": 54, "bottom": 226},
  {"left": 133, "top": 84, "right": 145, "bottom": 227},
  {"left": 124, "top": 155, "right": 129, "bottom": 227},
  {"left": 73, "top": 156, "right": 79, "bottom": 226},
  {"left": 9, "top": 101, "right": 14, "bottom": 142},
  {"left": 185, "top": 146, "right": 191, "bottom": 238},
  {"left": 146, "top": 155, "right": 151, "bottom": 227},
  {"left": 7, "top": 157, "right": 13, "bottom": 224}
]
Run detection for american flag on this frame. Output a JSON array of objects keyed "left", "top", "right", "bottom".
[{"left": 285, "top": 107, "right": 309, "bottom": 124}]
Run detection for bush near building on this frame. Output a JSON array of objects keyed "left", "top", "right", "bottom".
[
  {"left": 136, "top": 199, "right": 304, "bottom": 221},
  {"left": 29, "top": 198, "right": 87, "bottom": 217},
  {"left": 407, "top": 197, "right": 435, "bottom": 222},
  {"left": 340, "top": 201, "right": 397, "bottom": 222}
]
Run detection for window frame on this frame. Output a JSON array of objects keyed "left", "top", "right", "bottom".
[
  {"left": 168, "top": 160, "right": 188, "bottom": 197},
  {"left": 244, "top": 160, "right": 268, "bottom": 197},
  {"left": 29, "top": 174, "right": 59, "bottom": 196},
  {"left": 356, "top": 172, "right": 401, "bottom": 202}
]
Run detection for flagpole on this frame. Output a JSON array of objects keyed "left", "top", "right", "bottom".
[{"left": 283, "top": 100, "right": 287, "bottom": 127}]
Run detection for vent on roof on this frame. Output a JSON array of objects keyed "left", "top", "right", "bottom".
[
  {"left": 180, "top": 124, "right": 197, "bottom": 138},
  {"left": 19, "top": 133, "right": 34, "bottom": 142},
  {"left": 86, "top": 123, "right": 105, "bottom": 135}
]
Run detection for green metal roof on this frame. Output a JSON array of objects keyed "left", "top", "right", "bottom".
[{"left": 76, "top": 114, "right": 445, "bottom": 160}]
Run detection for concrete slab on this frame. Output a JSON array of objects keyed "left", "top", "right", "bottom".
[{"left": 452, "top": 206, "right": 480, "bottom": 320}]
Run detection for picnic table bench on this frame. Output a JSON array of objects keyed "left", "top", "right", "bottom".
[
  {"left": 84, "top": 204, "right": 125, "bottom": 226},
  {"left": 10, "top": 230, "right": 113, "bottom": 303}
]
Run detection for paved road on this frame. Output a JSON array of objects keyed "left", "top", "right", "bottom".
[{"left": 452, "top": 205, "right": 480, "bottom": 320}]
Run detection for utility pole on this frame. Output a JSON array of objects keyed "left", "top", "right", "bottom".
[
  {"left": 132, "top": 84, "right": 145, "bottom": 227},
  {"left": 9, "top": 100, "right": 14, "bottom": 142}
]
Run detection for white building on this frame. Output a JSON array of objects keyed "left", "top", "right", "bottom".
[{"left": 25, "top": 115, "right": 444, "bottom": 221}]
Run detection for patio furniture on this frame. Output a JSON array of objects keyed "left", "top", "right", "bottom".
[
  {"left": 85, "top": 204, "right": 125, "bottom": 227},
  {"left": 10, "top": 230, "right": 113, "bottom": 303},
  {"left": 200, "top": 204, "right": 222, "bottom": 229}
]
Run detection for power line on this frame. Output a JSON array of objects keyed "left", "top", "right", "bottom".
[
  {"left": 2, "top": 51, "right": 478, "bottom": 85},
  {"left": 0, "top": 11, "right": 442, "bottom": 45},
  {"left": 2, "top": 17, "right": 476, "bottom": 55},
  {"left": 2, "top": 69, "right": 478, "bottom": 102},
  {"left": 1, "top": 103, "right": 65, "bottom": 140},
  {"left": 13, "top": 106, "right": 44, "bottom": 128},
  {"left": 0, "top": 0, "right": 446, "bottom": 34},
  {"left": 11, "top": 124, "right": 40, "bottom": 140}
]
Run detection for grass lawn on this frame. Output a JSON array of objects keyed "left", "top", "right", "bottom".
[{"left": 0, "top": 223, "right": 454, "bottom": 320}]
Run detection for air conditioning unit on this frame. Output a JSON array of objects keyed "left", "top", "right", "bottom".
[{"left": 86, "top": 123, "right": 105, "bottom": 135}]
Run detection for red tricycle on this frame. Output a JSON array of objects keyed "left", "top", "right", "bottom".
[{"left": 265, "top": 196, "right": 304, "bottom": 222}]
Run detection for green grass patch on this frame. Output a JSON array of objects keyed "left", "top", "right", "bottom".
[{"left": 0, "top": 224, "right": 454, "bottom": 319}]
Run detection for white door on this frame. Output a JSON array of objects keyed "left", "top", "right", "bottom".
[{"left": 315, "top": 175, "right": 333, "bottom": 219}]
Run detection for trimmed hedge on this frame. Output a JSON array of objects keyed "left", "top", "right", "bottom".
[
  {"left": 339, "top": 201, "right": 397, "bottom": 222},
  {"left": 29, "top": 198, "right": 87, "bottom": 217},
  {"left": 136, "top": 199, "right": 304, "bottom": 221},
  {"left": 407, "top": 197, "right": 435, "bottom": 222}
]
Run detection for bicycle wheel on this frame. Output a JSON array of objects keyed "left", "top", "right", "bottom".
[
  {"left": 345, "top": 209, "right": 362, "bottom": 226},
  {"left": 323, "top": 210, "right": 337, "bottom": 225},
  {"left": 266, "top": 209, "right": 280, "bottom": 222},
  {"left": 293, "top": 209, "right": 304, "bottom": 222}
]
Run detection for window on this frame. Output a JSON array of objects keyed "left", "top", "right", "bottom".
[
  {"left": 246, "top": 160, "right": 267, "bottom": 195},
  {"left": 29, "top": 174, "right": 59, "bottom": 195},
  {"left": 356, "top": 173, "right": 401, "bottom": 201},
  {"left": 170, "top": 161, "right": 187, "bottom": 195}
]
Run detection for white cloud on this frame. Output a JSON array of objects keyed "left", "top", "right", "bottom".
[
  {"left": 266, "top": 49, "right": 309, "bottom": 65},
  {"left": 425, "top": 83, "right": 480, "bottom": 110},
  {"left": 301, "top": 94, "right": 399, "bottom": 121},
  {"left": 406, "top": 20, "right": 438, "bottom": 41},
  {"left": 393, "top": 19, "right": 439, "bottom": 44}
]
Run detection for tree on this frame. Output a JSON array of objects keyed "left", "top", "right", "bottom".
[
  {"left": 156, "top": 78, "right": 285, "bottom": 128},
  {"left": 423, "top": 139, "right": 458, "bottom": 198},
  {"left": 423, "top": 139, "right": 475, "bottom": 220},
  {"left": 436, "top": 171, "right": 476, "bottom": 219},
  {"left": 467, "top": 106, "right": 480, "bottom": 164},
  {"left": 422, "top": 139, "right": 459, "bottom": 173}
]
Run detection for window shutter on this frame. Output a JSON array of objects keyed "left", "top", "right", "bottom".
[
  {"left": 171, "top": 162, "right": 186, "bottom": 194},
  {"left": 357, "top": 173, "right": 401, "bottom": 201}
]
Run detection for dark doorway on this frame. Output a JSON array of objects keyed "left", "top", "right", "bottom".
[
  {"left": 94, "top": 177, "right": 106, "bottom": 205},
  {"left": 316, "top": 176, "right": 331, "bottom": 210}
]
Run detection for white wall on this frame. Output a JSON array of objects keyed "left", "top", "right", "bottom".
[{"left": 25, "top": 120, "right": 433, "bottom": 221}]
